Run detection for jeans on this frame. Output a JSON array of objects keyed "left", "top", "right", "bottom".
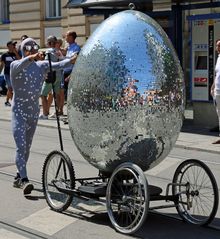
[{"left": 215, "top": 94, "right": 220, "bottom": 136}]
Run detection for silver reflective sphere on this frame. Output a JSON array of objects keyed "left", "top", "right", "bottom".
[{"left": 68, "top": 10, "right": 185, "bottom": 173}]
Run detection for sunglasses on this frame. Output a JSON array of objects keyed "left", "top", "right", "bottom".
[{"left": 24, "top": 44, "right": 39, "bottom": 51}]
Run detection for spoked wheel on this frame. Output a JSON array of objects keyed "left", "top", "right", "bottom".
[
  {"left": 42, "top": 150, "right": 75, "bottom": 212},
  {"left": 106, "top": 163, "right": 149, "bottom": 234},
  {"left": 172, "top": 159, "right": 219, "bottom": 226}
]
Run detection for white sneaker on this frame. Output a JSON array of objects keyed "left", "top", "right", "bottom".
[
  {"left": 48, "top": 112, "right": 57, "bottom": 119},
  {"left": 39, "top": 114, "right": 48, "bottom": 120}
]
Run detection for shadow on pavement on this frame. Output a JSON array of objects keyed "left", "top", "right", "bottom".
[
  {"left": 24, "top": 187, "right": 45, "bottom": 201},
  {"left": 25, "top": 195, "right": 45, "bottom": 200},
  {"left": 88, "top": 212, "right": 220, "bottom": 239},
  {"left": 181, "top": 118, "right": 219, "bottom": 136},
  {"left": 52, "top": 203, "right": 220, "bottom": 239}
]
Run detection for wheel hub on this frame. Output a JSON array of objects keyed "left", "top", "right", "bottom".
[
  {"left": 191, "top": 190, "right": 199, "bottom": 197},
  {"left": 122, "top": 195, "right": 128, "bottom": 203}
]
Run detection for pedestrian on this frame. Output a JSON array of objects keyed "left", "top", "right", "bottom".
[
  {"left": 60, "top": 31, "right": 81, "bottom": 115},
  {"left": 10, "top": 38, "right": 78, "bottom": 195},
  {"left": 0, "top": 40, "right": 20, "bottom": 106},
  {"left": 211, "top": 38, "right": 220, "bottom": 144},
  {"left": 55, "top": 37, "right": 66, "bottom": 58},
  {"left": 18, "top": 34, "right": 29, "bottom": 57},
  {"left": 39, "top": 35, "right": 62, "bottom": 119},
  {"left": 54, "top": 37, "right": 66, "bottom": 115}
]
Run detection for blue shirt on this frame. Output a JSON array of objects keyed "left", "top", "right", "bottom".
[{"left": 64, "top": 42, "right": 81, "bottom": 74}]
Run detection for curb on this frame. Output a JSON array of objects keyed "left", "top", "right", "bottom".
[
  {"left": 0, "top": 117, "right": 70, "bottom": 131},
  {"left": 1, "top": 117, "right": 219, "bottom": 155},
  {"left": 174, "top": 144, "right": 220, "bottom": 155}
]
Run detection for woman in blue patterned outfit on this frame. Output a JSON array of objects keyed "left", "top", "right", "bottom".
[{"left": 10, "top": 38, "right": 77, "bottom": 195}]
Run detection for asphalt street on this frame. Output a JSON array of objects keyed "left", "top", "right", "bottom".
[
  {"left": 0, "top": 122, "right": 219, "bottom": 239},
  {"left": 0, "top": 95, "right": 220, "bottom": 238}
]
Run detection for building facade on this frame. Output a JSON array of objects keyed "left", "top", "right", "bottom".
[{"left": 0, "top": 0, "right": 90, "bottom": 48}]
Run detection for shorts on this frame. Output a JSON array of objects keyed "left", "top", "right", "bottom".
[
  {"left": 61, "top": 71, "right": 71, "bottom": 89},
  {"left": 4, "top": 74, "right": 12, "bottom": 88},
  {"left": 41, "top": 78, "right": 61, "bottom": 96}
]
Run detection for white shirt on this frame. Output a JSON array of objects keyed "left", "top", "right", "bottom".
[{"left": 215, "top": 54, "right": 220, "bottom": 94}]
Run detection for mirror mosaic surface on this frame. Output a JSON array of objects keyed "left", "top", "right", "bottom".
[{"left": 68, "top": 10, "right": 185, "bottom": 173}]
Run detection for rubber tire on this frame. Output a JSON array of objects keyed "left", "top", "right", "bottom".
[
  {"left": 172, "top": 159, "right": 219, "bottom": 226},
  {"left": 42, "top": 150, "right": 75, "bottom": 212},
  {"left": 106, "top": 163, "right": 149, "bottom": 234}
]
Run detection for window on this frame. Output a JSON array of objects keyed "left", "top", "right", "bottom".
[
  {"left": 195, "top": 56, "right": 207, "bottom": 70},
  {"left": 0, "top": 0, "right": 10, "bottom": 24},
  {"left": 46, "top": 0, "right": 61, "bottom": 19},
  {"left": 86, "top": 16, "right": 104, "bottom": 37},
  {"left": 194, "top": 52, "right": 208, "bottom": 70}
]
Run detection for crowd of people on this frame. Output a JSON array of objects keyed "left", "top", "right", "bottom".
[
  {"left": 0, "top": 31, "right": 80, "bottom": 119},
  {"left": 0, "top": 31, "right": 80, "bottom": 195},
  {"left": 1, "top": 32, "right": 220, "bottom": 197}
]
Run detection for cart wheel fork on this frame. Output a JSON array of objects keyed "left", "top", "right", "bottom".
[
  {"left": 172, "top": 159, "right": 219, "bottom": 226},
  {"left": 106, "top": 163, "right": 149, "bottom": 235}
]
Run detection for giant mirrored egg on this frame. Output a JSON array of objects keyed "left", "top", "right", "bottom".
[{"left": 68, "top": 10, "right": 185, "bottom": 173}]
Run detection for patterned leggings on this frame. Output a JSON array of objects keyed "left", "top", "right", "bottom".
[{"left": 12, "top": 112, "right": 38, "bottom": 179}]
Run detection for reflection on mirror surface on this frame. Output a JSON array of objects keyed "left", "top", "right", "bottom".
[{"left": 68, "top": 10, "right": 185, "bottom": 173}]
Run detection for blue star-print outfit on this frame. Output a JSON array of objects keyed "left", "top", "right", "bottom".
[{"left": 10, "top": 56, "right": 72, "bottom": 179}]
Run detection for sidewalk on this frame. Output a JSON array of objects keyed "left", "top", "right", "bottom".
[
  {"left": 0, "top": 95, "right": 220, "bottom": 154},
  {"left": 0, "top": 95, "right": 69, "bottom": 130}
]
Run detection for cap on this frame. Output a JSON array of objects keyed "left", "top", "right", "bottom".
[
  {"left": 7, "top": 40, "right": 17, "bottom": 46},
  {"left": 47, "top": 35, "right": 57, "bottom": 43},
  {"left": 20, "top": 38, "right": 38, "bottom": 57}
]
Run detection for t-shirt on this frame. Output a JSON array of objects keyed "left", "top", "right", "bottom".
[
  {"left": 215, "top": 55, "right": 220, "bottom": 94},
  {"left": 0, "top": 52, "right": 17, "bottom": 75},
  {"left": 45, "top": 48, "right": 62, "bottom": 81},
  {"left": 64, "top": 42, "right": 81, "bottom": 74}
]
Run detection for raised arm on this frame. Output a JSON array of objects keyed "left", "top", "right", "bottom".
[
  {"left": 50, "top": 53, "right": 78, "bottom": 72},
  {"left": 10, "top": 52, "right": 41, "bottom": 76},
  {"left": 211, "top": 78, "right": 215, "bottom": 97}
]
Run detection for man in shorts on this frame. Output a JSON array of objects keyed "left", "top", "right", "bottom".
[
  {"left": 39, "top": 36, "right": 62, "bottom": 119},
  {"left": 59, "top": 31, "right": 81, "bottom": 116}
]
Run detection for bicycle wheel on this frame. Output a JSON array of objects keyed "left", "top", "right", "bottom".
[
  {"left": 42, "top": 150, "right": 75, "bottom": 212},
  {"left": 106, "top": 163, "right": 149, "bottom": 234},
  {"left": 172, "top": 159, "right": 219, "bottom": 226}
]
